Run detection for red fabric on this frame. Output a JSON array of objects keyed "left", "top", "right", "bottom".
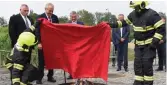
[{"left": 40, "top": 18, "right": 111, "bottom": 81}]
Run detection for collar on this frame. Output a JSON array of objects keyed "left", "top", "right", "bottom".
[
  {"left": 72, "top": 20, "right": 77, "bottom": 24},
  {"left": 20, "top": 13, "right": 27, "bottom": 18},
  {"left": 45, "top": 13, "right": 52, "bottom": 19}
]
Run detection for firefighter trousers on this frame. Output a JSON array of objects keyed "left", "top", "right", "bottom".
[
  {"left": 6, "top": 58, "right": 38, "bottom": 85},
  {"left": 133, "top": 45, "right": 156, "bottom": 85}
]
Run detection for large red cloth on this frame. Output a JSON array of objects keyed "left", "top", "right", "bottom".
[{"left": 40, "top": 19, "right": 111, "bottom": 81}]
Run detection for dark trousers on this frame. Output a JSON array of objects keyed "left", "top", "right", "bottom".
[
  {"left": 134, "top": 45, "right": 155, "bottom": 85},
  {"left": 112, "top": 44, "right": 117, "bottom": 66},
  {"left": 7, "top": 48, "right": 33, "bottom": 85},
  {"left": 157, "top": 42, "right": 166, "bottom": 69},
  {"left": 117, "top": 42, "right": 128, "bottom": 69},
  {"left": 8, "top": 64, "right": 38, "bottom": 85},
  {"left": 38, "top": 49, "right": 54, "bottom": 81}
]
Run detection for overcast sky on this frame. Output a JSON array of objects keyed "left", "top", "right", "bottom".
[{"left": 0, "top": 1, "right": 166, "bottom": 22}]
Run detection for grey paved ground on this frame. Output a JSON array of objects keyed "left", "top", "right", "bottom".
[{"left": 0, "top": 61, "right": 166, "bottom": 85}]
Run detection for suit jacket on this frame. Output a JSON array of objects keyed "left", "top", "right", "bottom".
[
  {"left": 112, "top": 25, "right": 130, "bottom": 45},
  {"left": 8, "top": 14, "right": 34, "bottom": 47},
  {"left": 162, "top": 23, "right": 166, "bottom": 43},
  {"left": 68, "top": 20, "right": 84, "bottom": 25},
  {"left": 35, "top": 13, "right": 59, "bottom": 43}
]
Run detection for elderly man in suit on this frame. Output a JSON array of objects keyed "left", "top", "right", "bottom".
[
  {"left": 35, "top": 3, "right": 59, "bottom": 84},
  {"left": 113, "top": 14, "right": 130, "bottom": 72},
  {"left": 68, "top": 11, "right": 84, "bottom": 25},
  {"left": 67, "top": 11, "right": 84, "bottom": 79},
  {"left": 9, "top": 4, "right": 34, "bottom": 48},
  {"left": 155, "top": 13, "right": 166, "bottom": 71}
]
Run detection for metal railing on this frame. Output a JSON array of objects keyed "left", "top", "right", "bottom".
[{"left": 0, "top": 50, "right": 10, "bottom": 67}]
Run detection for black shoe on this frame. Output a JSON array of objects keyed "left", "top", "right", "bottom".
[
  {"left": 36, "top": 80, "right": 42, "bottom": 84},
  {"left": 27, "top": 82, "right": 33, "bottom": 85},
  {"left": 112, "top": 64, "right": 115, "bottom": 67},
  {"left": 48, "top": 77, "right": 56, "bottom": 82},
  {"left": 67, "top": 75, "right": 73, "bottom": 79},
  {"left": 117, "top": 68, "right": 121, "bottom": 71},
  {"left": 155, "top": 68, "right": 163, "bottom": 71},
  {"left": 27, "top": 84, "right": 33, "bottom": 85},
  {"left": 124, "top": 68, "right": 128, "bottom": 72}
]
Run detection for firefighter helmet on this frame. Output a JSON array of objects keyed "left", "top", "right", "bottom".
[
  {"left": 130, "top": 1, "right": 149, "bottom": 9},
  {"left": 17, "top": 32, "right": 37, "bottom": 47}
]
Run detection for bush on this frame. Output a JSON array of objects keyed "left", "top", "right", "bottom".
[{"left": 0, "top": 27, "right": 11, "bottom": 51}]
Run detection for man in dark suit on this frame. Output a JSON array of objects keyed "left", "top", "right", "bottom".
[
  {"left": 155, "top": 13, "right": 166, "bottom": 71},
  {"left": 68, "top": 11, "right": 84, "bottom": 25},
  {"left": 67, "top": 11, "right": 84, "bottom": 79},
  {"left": 35, "top": 3, "right": 59, "bottom": 84},
  {"left": 9, "top": 4, "right": 34, "bottom": 48},
  {"left": 111, "top": 27, "right": 117, "bottom": 67},
  {"left": 113, "top": 14, "right": 130, "bottom": 72}
]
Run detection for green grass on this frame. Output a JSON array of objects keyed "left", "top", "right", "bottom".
[
  {"left": 0, "top": 27, "right": 11, "bottom": 50},
  {"left": 128, "top": 48, "right": 135, "bottom": 61}
]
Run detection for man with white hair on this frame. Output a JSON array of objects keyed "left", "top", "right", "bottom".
[
  {"left": 9, "top": 4, "right": 34, "bottom": 48},
  {"left": 35, "top": 3, "right": 59, "bottom": 84},
  {"left": 68, "top": 11, "right": 84, "bottom": 25}
]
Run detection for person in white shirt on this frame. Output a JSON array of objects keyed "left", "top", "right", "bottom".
[
  {"left": 112, "top": 14, "right": 130, "bottom": 72},
  {"left": 35, "top": 3, "right": 59, "bottom": 84},
  {"left": 68, "top": 11, "right": 84, "bottom": 25},
  {"left": 9, "top": 4, "right": 34, "bottom": 48}
]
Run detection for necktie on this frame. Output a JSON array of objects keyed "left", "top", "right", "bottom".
[
  {"left": 48, "top": 16, "right": 52, "bottom": 23},
  {"left": 24, "top": 16, "right": 29, "bottom": 29}
]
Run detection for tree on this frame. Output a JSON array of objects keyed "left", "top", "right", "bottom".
[
  {"left": 29, "top": 9, "right": 38, "bottom": 23},
  {"left": 95, "top": 12, "right": 104, "bottom": 24},
  {"left": 77, "top": 9, "right": 95, "bottom": 26},
  {"left": 101, "top": 12, "right": 117, "bottom": 22},
  {"left": 158, "top": 12, "right": 166, "bottom": 19},
  {"left": 0, "top": 17, "right": 7, "bottom": 26},
  {"left": 58, "top": 16, "right": 69, "bottom": 23},
  {"left": 94, "top": 12, "right": 117, "bottom": 24}
]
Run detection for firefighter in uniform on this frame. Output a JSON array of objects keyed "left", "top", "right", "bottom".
[
  {"left": 109, "top": 1, "right": 165, "bottom": 85},
  {"left": 5, "top": 26, "right": 38, "bottom": 85}
]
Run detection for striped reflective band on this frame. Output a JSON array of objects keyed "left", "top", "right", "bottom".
[
  {"left": 5, "top": 63, "right": 13, "bottom": 69},
  {"left": 117, "top": 21, "right": 122, "bottom": 28},
  {"left": 20, "top": 82, "right": 27, "bottom": 85},
  {"left": 29, "top": 25, "right": 35, "bottom": 31},
  {"left": 154, "top": 20, "right": 165, "bottom": 29},
  {"left": 136, "top": 38, "right": 153, "bottom": 45},
  {"left": 125, "top": 18, "right": 132, "bottom": 25},
  {"left": 12, "top": 78, "right": 20, "bottom": 84},
  {"left": 13, "top": 63, "right": 24, "bottom": 70},
  {"left": 16, "top": 45, "right": 29, "bottom": 52},
  {"left": 154, "top": 33, "right": 163, "bottom": 40},
  {"left": 6, "top": 56, "right": 12, "bottom": 61},
  {"left": 133, "top": 25, "right": 154, "bottom": 32},
  {"left": 144, "top": 76, "right": 154, "bottom": 81},
  {"left": 10, "top": 48, "right": 14, "bottom": 56},
  {"left": 135, "top": 75, "right": 144, "bottom": 81}
]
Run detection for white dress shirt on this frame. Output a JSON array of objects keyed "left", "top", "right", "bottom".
[
  {"left": 45, "top": 13, "right": 52, "bottom": 23},
  {"left": 120, "top": 27, "right": 123, "bottom": 37},
  {"left": 72, "top": 21, "right": 77, "bottom": 24},
  {"left": 20, "top": 13, "right": 31, "bottom": 28}
]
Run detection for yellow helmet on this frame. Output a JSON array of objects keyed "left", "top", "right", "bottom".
[
  {"left": 130, "top": 1, "right": 149, "bottom": 9},
  {"left": 17, "top": 32, "right": 37, "bottom": 47}
]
